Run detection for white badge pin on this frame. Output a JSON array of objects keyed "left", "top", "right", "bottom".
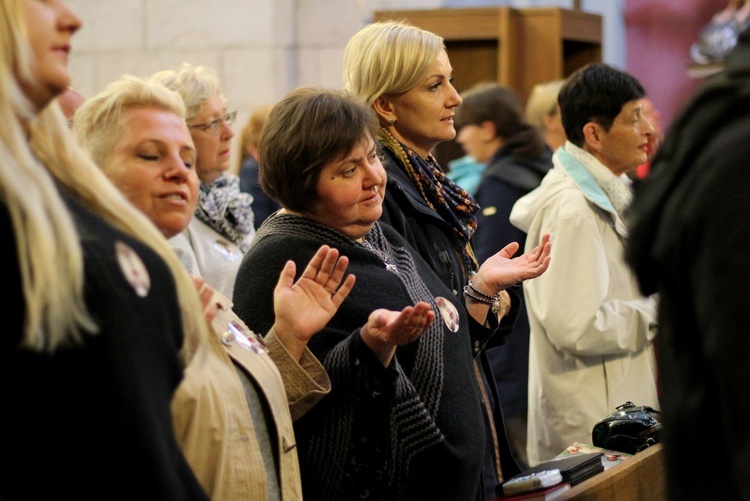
[
  {"left": 225, "top": 321, "right": 266, "bottom": 354},
  {"left": 435, "top": 296, "right": 460, "bottom": 333},
  {"left": 213, "top": 240, "right": 242, "bottom": 261},
  {"left": 115, "top": 241, "right": 151, "bottom": 298}
]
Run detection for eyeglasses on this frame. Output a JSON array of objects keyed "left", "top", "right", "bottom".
[{"left": 188, "top": 110, "right": 237, "bottom": 134}]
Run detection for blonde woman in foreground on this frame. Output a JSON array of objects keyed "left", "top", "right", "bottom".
[
  {"left": 73, "top": 74, "right": 354, "bottom": 499},
  {"left": 2, "top": 0, "right": 207, "bottom": 498}
]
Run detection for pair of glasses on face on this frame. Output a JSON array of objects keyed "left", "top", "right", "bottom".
[{"left": 188, "top": 110, "right": 237, "bottom": 134}]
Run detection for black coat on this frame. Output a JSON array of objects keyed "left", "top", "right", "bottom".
[
  {"left": 473, "top": 146, "right": 552, "bottom": 419},
  {"left": 626, "top": 29, "right": 750, "bottom": 500},
  {"left": 239, "top": 156, "right": 281, "bottom": 230},
  {"left": 378, "top": 146, "right": 523, "bottom": 498},
  {"left": 473, "top": 145, "right": 552, "bottom": 265},
  {"left": 2, "top": 188, "right": 206, "bottom": 500}
]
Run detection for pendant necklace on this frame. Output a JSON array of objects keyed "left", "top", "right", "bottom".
[{"left": 362, "top": 238, "right": 399, "bottom": 274}]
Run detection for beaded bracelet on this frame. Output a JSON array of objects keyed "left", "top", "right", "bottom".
[{"left": 463, "top": 280, "right": 502, "bottom": 314}]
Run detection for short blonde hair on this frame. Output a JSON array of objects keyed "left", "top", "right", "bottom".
[
  {"left": 150, "top": 62, "right": 221, "bottom": 121},
  {"left": 343, "top": 20, "right": 444, "bottom": 105},
  {"left": 73, "top": 75, "right": 186, "bottom": 169},
  {"left": 525, "top": 79, "right": 565, "bottom": 131}
]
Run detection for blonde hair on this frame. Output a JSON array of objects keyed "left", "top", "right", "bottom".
[
  {"left": 73, "top": 75, "right": 186, "bottom": 169},
  {"left": 525, "top": 79, "right": 565, "bottom": 131},
  {"left": 150, "top": 62, "right": 222, "bottom": 121},
  {"left": 343, "top": 20, "right": 444, "bottom": 105},
  {"left": 1, "top": 0, "right": 206, "bottom": 359},
  {"left": 237, "top": 103, "right": 274, "bottom": 165}
]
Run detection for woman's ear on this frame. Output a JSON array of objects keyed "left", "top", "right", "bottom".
[
  {"left": 542, "top": 112, "right": 562, "bottom": 133},
  {"left": 480, "top": 120, "right": 497, "bottom": 141},
  {"left": 582, "top": 122, "right": 603, "bottom": 153},
  {"left": 373, "top": 96, "right": 395, "bottom": 126}
]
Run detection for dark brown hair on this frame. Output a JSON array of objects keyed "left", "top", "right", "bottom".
[
  {"left": 258, "top": 86, "right": 378, "bottom": 212},
  {"left": 455, "top": 81, "right": 546, "bottom": 160}
]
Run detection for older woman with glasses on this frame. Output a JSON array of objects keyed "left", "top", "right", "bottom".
[{"left": 151, "top": 63, "right": 253, "bottom": 299}]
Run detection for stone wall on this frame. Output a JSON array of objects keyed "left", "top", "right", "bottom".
[{"left": 64, "top": 0, "right": 618, "bottom": 170}]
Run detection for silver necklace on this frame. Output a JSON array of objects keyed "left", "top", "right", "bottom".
[{"left": 362, "top": 238, "right": 399, "bottom": 274}]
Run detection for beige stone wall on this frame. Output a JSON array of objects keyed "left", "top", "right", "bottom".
[
  {"left": 64, "top": 1, "right": 619, "bottom": 170},
  {"left": 65, "top": 0, "right": 441, "bottom": 171}
]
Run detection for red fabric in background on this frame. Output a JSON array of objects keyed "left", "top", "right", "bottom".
[{"left": 624, "top": 0, "right": 729, "bottom": 133}]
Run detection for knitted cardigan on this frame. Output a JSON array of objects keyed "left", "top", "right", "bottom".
[{"left": 233, "top": 213, "right": 494, "bottom": 500}]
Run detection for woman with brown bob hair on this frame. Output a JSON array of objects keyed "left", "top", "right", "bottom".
[{"left": 232, "top": 86, "right": 550, "bottom": 501}]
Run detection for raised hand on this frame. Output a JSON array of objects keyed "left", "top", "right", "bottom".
[
  {"left": 272, "top": 245, "right": 356, "bottom": 361},
  {"left": 359, "top": 301, "right": 435, "bottom": 366},
  {"left": 474, "top": 233, "right": 552, "bottom": 293},
  {"left": 191, "top": 276, "right": 219, "bottom": 325}
]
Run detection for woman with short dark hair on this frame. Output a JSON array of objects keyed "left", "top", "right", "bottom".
[{"left": 233, "top": 86, "right": 550, "bottom": 501}]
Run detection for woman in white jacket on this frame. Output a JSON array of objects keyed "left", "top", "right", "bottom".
[{"left": 510, "top": 63, "right": 659, "bottom": 466}]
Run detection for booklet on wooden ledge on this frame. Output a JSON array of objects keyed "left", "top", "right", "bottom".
[
  {"left": 502, "top": 468, "right": 563, "bottom": 496},
  {"left": 555, "top": 441, "right": 633, "bottom": 471},
  {"left": 493, "top": 482, "right": 571, "bottom": 501},
  {"left": 497, "top": 451, "right": 604, "bottom": 498}
]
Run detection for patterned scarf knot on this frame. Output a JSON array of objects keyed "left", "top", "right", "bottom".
[
  {"left": 378, "top": 127, "right": 480, "bottom": 273},
  {"left": 195, "top": 173, "right": 254, "bottom": 253}
]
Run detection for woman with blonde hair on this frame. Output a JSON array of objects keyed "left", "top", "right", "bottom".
[
  {"left": 151, "top": 63, "right": 253, "bottom": 299},
  {"left": 2, "top": 0, "right": 207, "bottom": 498},
  {"left": 525, "top": 79, "right": 567, "bottom": 151},
  {"left": 343, "top": 20, "right": 551, "bottom": 499},
  {"left": 73, "top": 73, "right": 354, "bottom": 500}
]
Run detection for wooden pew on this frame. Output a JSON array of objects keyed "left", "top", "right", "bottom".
[{"left": 559, "top": 443, "right": 666, "bottom": 500}]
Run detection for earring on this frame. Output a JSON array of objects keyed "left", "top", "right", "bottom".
[{"left": 388, "top": 118, "right": 396, "bottom": 127}]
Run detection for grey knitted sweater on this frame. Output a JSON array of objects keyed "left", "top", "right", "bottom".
[{"left": 233, "top": 213, "right": 495, "bottom": 500}]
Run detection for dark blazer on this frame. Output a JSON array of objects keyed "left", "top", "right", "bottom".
[
  {"left": 239, "top": 155, "right": 281, "bottom": 229},
  {"left": 473, "top": 146, "right": 552, "bottom": 419},
  {"left": 377, "top": 146, "right": 523, "bottom": 497},
  {"left": 473, "top": 145, "right": 552, "bottom": 265},
  {"left": 2, "top": 189, "right": 207, "bottom": 500}
]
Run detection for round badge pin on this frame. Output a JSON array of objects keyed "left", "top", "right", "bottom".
[
  {"left": 115, "top": 241, "right": 151, "bottom": 298},
  {"left": 435, "top": 296, "right": 460, "bottom": 333},
  {"left": 213, "top": 240, "right": 242, "bottom": 261}
]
